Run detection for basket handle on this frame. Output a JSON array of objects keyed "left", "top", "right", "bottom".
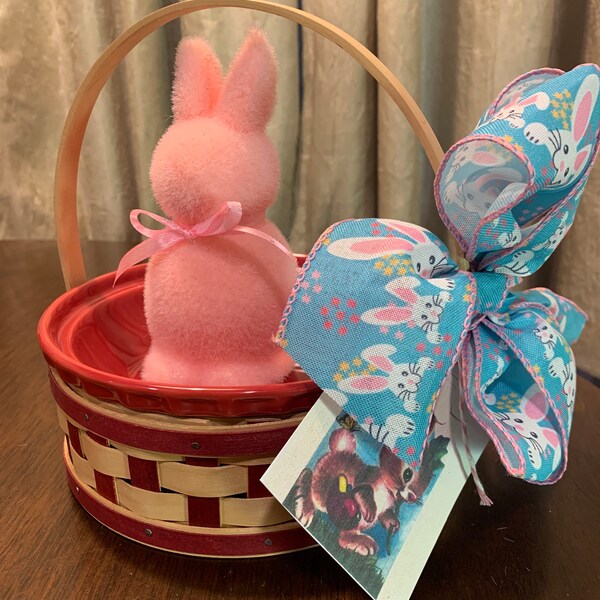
[{"left": 55, "top": 0, "right": 447, "bottom": 289}]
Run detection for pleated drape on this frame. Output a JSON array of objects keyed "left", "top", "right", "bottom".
[{"left": 1, "top": 0, "right": 599, "bottom": 374}]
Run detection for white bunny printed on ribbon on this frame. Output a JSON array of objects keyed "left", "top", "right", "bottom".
[{"left": 276, "top": 64, "right": 599, "bottom": 492}]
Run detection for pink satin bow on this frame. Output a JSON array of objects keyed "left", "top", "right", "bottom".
[{"left": 114, "top": 201, "right": 295, "bottom": 283}]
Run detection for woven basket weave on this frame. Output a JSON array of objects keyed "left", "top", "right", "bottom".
[
  {"left": 39, "top": 0, "right": 445, "bottom": 558},
  {"left": 52, "top": 369, "right": 310, "bottom": 556}
]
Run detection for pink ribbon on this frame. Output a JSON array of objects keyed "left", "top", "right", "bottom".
[{"left": 114, "top": 201, "right": 295, "bottom": 283}]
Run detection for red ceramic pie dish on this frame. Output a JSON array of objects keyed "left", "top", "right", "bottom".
[{"left": 38, "top": 258, "right": 321, "bottom": 418}]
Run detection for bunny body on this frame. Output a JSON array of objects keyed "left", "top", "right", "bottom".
[{"left": 142, "top": 32, "right": 297, "bottom": 386}]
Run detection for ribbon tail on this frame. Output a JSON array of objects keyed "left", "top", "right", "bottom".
[
  {"left": 464, "top": 315, "right": 571, "bottom": 484},
  {"left": 233, "top": 226, "right": 296, "bottom": 263},
  {"left": 458, "top": 352, "right": 493, "bottom": 506},
  {"left": 114, "top": 233, "right": 182, "bottom": 285}
]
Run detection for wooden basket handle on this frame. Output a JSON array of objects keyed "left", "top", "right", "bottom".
[{"left": 55, "top": 0, "right": 448, "bottom": 289}]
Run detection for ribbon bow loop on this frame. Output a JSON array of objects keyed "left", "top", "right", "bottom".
[
  {"left": 115, "top": 201, "right": 295, "bottom": 283},
  {"left": 278, "top": 65, "right": 599, "bottom": 487},
  {"left": 436, "top": 64, "right": 600, "bottom": 275}
]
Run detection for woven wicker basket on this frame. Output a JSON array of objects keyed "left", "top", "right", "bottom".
[{"left": 38, "top": 0, "right": 445, "bottom": 558}]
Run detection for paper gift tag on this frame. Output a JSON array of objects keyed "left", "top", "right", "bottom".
[{"left": 262, "top": 371, "right": 488, "bottom": 600}]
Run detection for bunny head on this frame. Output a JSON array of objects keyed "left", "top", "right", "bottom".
[
  {"left": 499, "top": 388, "right": 555, "bottom": 443},
  {"left": 524, "top": 73, "right": 599, "bottom": 188},
  {"left": 150, "top": 31, "right": 280, "bottom": 226},
  {"left": 362, "top": 278, "right": 451, "bottom": 340},
  {"left": 499, "top": 385, "right": 560, "bottom": 470},
  {"left": 533, "top": 319, "right": 557, "bottom": 346},
  {"left": 549, "top": 357, "right": 576, "bottom": 406}
]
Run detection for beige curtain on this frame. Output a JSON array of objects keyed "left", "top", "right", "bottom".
[{"left": 2, "top": 0, "right": 599, "bottom": 375}]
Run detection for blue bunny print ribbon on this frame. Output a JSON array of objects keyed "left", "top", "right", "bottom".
[{"left": 277, "top": 64, "right": 599, "bottom": 485}]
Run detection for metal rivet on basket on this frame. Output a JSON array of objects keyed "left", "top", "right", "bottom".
[
  {"left": 144, "top": 528, "right": 153, "bottom": 537},
  {"left": 264, "top": 539, "right": 273, "bottom": 546},
  {"left": 191, "top": 442, "right": 200, "bottom": 450},
  {"left": 83, "top": 413, "right": 89, "bottom": 421}
]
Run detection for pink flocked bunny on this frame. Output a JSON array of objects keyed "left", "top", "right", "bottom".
[{"left": 141, "top": 32, "right": 298, "bottom": 386}]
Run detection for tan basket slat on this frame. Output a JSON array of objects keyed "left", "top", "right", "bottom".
[
  {"left": 110, "top": 440, "right": 184, "bottom": 462},
  {"left": 69, "top": 441, "right": 96, "bottom": 488},
  {"left": 115, "top": 479, "right": 188, "bottom": 522},
  {"left": 220, "top": 497, "right": 291, "bottom": 527},
  {"left": 80, "top": 432, "right": 130, "bottom": 478},
  {"left": 57, "top": 406, "right": 69, "bottom": 435},
  {"left": 158, "top": 462, "right": 247, "bottom": 497},
  {"left": 64, "top": 439, "right": 303, "bottom": 536},
  {"left": 219, "top": 456, "right": 274, "bottom": 467}
]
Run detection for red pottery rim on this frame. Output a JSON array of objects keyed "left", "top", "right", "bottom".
[{"left": 38, "top": 259, "right": 321, "bottom": 417}]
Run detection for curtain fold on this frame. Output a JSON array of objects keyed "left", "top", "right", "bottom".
[
  {"left": 1, "top": 0, "right": 599, "bottom": 374},
  {"left": 290, "top": 0, "right": 377, "bottom": 250}
]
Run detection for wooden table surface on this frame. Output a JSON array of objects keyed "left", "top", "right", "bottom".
[{"left": 1, "top": 239, "right": 599, "bottom": 600}]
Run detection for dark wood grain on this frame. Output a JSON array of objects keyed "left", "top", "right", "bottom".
[{"left": 1, "top": 240, "right": 599, "bottom": 600}]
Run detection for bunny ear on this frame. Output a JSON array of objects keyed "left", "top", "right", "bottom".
[
  {"left": 361, "top": 344, "right": 397, "bottom": 373},
  {"left": 574, "top": 145, "right": 592, "bottom": 174},
  {"left": 523, "top": 387, "right": 547, "bottom": 420},
  {"left": 572, "top": 73, "right": 599, "bottom": 143},
  {"left": 385, "top": 278, "right": 418, "bottom": 303},
  {"left": 542, "top": 428, "right": 559, "bottom": 448},
  {"left": 172, "top": 38, "right": 223, "bottom": 121},
  {"left": 379, "top": 220, "right": 428, "bottom": 244},
  {"left": 338, "top": 375, "right": 389, "bottom": 394},
  {"left": 327, "top": 237, "right": 414, "bottom": 260},
  {"left": 362, "top": 306, "right": 413, "bottom": 325},
  {"left": 519, "top": 92, "right": 550, "bottom": 110},
  {"left": 470, "top": 151, "right": 506, "bottom": 167},
  {"left": 215, "top": 29, "right": 277, "bottom": 132},
  {"left": 483, "top": 68, "right": 563, "bottom": 120}
]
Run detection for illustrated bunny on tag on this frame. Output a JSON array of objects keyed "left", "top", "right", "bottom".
[
  {"left": 524, "top": 73, "right": 599, "bottom": 187},
  {"left": 499, "top": 385, "right": 561, "bottom": 472},
  {"left": 336, "top": 344, "right": 434, "bottom": 413},
  {"left": 142, "top": 32, "right": 298, "bottom": 386}
]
